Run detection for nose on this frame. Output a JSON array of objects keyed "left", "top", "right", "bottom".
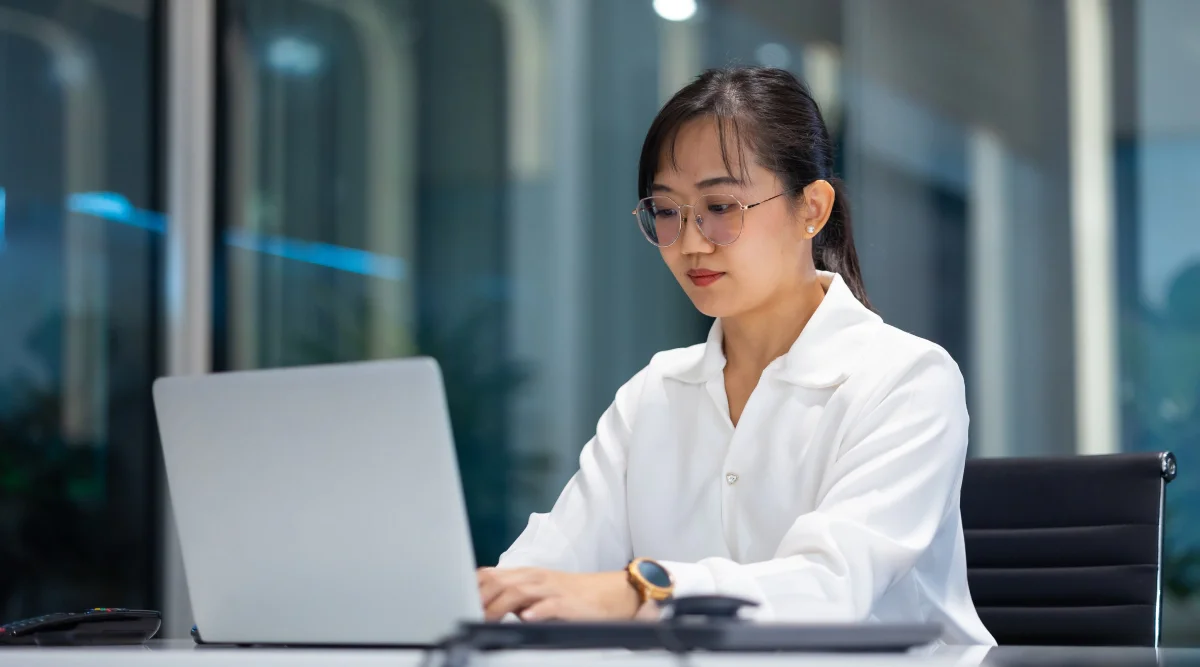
[{"left": 678, "top": 206, "right": 713, "bottom": 255}]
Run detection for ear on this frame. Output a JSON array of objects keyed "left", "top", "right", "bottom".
[{"left": 799, "top": 180, "right": 835, "bottom": 238}]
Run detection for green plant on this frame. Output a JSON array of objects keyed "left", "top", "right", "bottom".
[
  {"left": 1165, "top": 541, "right": 1200, "bottom": 600},
  {"left": 0, "top": 317, "right": 135, "bottom": 616},
  {"left": 1123, "top": 261, "right": 1200, "bottom": 601}
]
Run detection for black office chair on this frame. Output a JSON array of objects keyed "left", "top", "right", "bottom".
[{"left": 960, "top": 451, "right": 1177, "bottom": 646}]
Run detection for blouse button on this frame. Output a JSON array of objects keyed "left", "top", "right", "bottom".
[{"left": 725, "top": 472, "right": 739, "bottom": 485}]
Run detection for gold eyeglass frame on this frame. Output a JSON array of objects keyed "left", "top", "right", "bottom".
[{"left": 632, "top": 191, "right": 790, "bottom": 247}]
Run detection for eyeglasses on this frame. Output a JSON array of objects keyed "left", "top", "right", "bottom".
[{"left": 632, "top": 192, "right": 790, "bottom": 247}]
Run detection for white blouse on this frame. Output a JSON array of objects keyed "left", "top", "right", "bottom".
[{"left": 498, "top": 272, "right": 996, "bottom": 645}]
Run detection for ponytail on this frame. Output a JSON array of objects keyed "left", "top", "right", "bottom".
[{"left": 814, "top": 178, "right": 872, "bottom": 310}]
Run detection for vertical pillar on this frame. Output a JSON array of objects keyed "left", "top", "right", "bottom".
[
  {"left": 1067, "top": 0, "right": 1119, "bottom": 456},
  {"left": 163, "top": 0, "right": 215, "bottom": 637}
]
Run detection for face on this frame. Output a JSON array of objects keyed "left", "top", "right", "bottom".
[{"left": 648, "top": 118, "right": 831, "bottom": 319}]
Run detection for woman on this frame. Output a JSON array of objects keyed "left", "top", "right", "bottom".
[{"left": 477, "top": 66, "right": 995, "bottom": 646}]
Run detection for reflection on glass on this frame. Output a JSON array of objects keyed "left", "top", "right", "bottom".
[{"left": 0, "top": 0, "right": 157, "bottom": 618}]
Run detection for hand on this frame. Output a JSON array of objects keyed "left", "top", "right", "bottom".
[{"left": 476, "top": 567, "right": 640, "bottom": 622}]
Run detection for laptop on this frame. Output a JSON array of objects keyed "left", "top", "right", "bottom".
[{"left": 153, "top": 357, "right": 482, "bottom": 646}]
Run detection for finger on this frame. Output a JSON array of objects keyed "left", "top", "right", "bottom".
[
  {"left": 476, "top": 566, "right": 511, "bottom": 587},
  {"left": 520, "top": 597, "right": 563, "bottom": 622},
  {"left": 478, "top": 567, "right": 533, "bottom": 586},
  {"left": 485, "top": 588, "right": 538, "bottom": 622},
  {"left": 478, "top": 579, "right": 506, "bottom": 610},
  {"left": 478, "top": 569, "right": 539, "bottom": 609},
  {"left": 476, "top": 569, "right": 500, "bottom": 602},
  {"left": 484, "top": 584, "right": 550, "bottom": 622}
]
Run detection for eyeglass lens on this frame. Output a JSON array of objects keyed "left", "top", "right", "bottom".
[{"left": 634, "top": 194, "right": 744, "bottom": 247}]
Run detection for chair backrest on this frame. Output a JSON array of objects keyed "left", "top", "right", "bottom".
[{"left": 960, "top": 452, "right": 1176, "bottom": 646}]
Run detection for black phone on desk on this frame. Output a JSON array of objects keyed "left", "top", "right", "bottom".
[{"left": 0, "top": 608, "right": 161, "bottom": 646}]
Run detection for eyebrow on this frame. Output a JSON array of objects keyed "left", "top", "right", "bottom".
[
  {"left": 650, "top": 175, "right": 746, "bottom": 194},
  {"left": 697, "top": 175, "right": 745, "bottom": 189}
]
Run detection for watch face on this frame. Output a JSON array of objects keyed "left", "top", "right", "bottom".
[{"left": 637, "top": 559, "right": 672, "bottom": 588}]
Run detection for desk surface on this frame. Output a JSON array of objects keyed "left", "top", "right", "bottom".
[{"left": 0, "top": 640, "right": 1197, "bottom": 666}]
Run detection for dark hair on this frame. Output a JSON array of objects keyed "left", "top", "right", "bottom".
[{"left": 637, "top": 66, "right": 871, "bottom": 309}]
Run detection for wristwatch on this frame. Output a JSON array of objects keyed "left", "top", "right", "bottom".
[{"left": 626, "top": 557, "right": 675, "bottom": 604}]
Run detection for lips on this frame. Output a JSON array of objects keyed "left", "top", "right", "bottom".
[{"left": 687, "top": 269, "right": 725, "bottom": 287}]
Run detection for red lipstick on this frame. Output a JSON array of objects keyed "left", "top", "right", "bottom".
[{"left": 687, "top": 268, "right": 725, "bottom": 287}]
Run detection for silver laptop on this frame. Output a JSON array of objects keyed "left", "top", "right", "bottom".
[{"left": 153, "top": 357, "right": 483, "bottom": 646}]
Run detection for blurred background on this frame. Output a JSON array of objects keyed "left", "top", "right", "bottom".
[{"left": 0, "top": 0, "right": 1197, "bottom": 645}]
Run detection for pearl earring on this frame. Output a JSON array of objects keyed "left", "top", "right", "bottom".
[{"left": 806, "top": 225, "right": 816, "bottom": 234}]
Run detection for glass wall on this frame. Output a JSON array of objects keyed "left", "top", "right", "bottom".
[
  {"left": 0, "top": 0, "right": 159, "bottom": 618},
  {"left": 1114, "top": 0, "right": 1200, "bottom": 641}
]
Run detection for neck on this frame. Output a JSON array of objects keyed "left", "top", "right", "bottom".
[{"left": 720, "top": 274, "right": 827, "bottom": 374}]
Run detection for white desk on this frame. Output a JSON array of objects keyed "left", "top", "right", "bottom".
[
  {"left": 0, "top": 640, "right": 977, "bottom": 666},
  {"left": 0, "top": 641, "right": 1192, "bottom": 666}
]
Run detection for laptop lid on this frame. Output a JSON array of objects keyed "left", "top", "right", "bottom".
[{"left": 153, "top": 357, "right": 482, "bottom": 646}]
